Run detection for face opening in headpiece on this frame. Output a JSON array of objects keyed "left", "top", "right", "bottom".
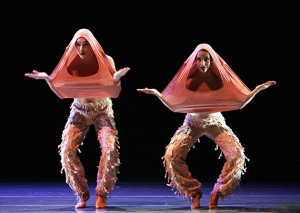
[
  {"left": 185, "top": 49, "right": 223, "bottom": 92},
  {"left": 67, "top": 37, "right": 99, "bottom": 77},
  {"left": 75, "top": 37, "right": 92, "bottom": 59},
  {"left": 196, "top": 49, "right": 211, "bottom": 73}
]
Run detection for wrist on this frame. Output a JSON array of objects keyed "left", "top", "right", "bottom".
[{"left": 155, "top": 92, "right": 162, "bottom": 98}]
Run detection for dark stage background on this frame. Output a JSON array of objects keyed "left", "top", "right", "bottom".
[{"left": 1, "top": 1, "right": 299, "bottom": 184}]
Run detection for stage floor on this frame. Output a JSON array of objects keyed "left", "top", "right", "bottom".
[{"left": 0, "top": 182, "right": 300, "bottom": 213}]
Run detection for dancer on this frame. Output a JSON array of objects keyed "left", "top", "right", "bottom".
[
  {"left": 138, "top": 44, "right": 275, "bottom": 209},
  {"left": 25, "top": 29, "right": 130, "bottom": 209}
]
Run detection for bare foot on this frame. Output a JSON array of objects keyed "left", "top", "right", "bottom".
[
  {"left": 96, "top": 195, "right": 107, "bottom": 209},
  {"left": 191, "top": 192, "right": 202, "bottom": 209},
  {"left": 208, "top": 193, "right": 219, "bottom": 209},
  {"left": 75, "top": 193, "right": 90, "bottom": 209},
  {"left": 75, "top": 200, "right": 87, "bottom": 208}
]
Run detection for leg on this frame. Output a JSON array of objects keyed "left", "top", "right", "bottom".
[
  {"left": 163, "top": 123, "right": 204, "bottom": 204},
  {"left": 206, "top": 120, "right": 247, "bottom": 208},
  {"left": 58, "top": 110, "right": 91, "bottom": 207},
  {"left": 94, "top": 115, "right": 120, "bottom": 208}
]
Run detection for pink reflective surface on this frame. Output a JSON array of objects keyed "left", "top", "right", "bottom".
[
  {"left": 49, "top": 29, "right": 121, "bottom": 99},
  {"left": 161, "top": 44, "right": 251, "bottom": 113}
]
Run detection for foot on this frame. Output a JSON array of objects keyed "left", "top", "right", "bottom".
[
  {"left": 75, "top": 193, "right": 90, "bottom": 209},
  {"left": 208, "top": 193, "right": 219, "bottom": 209},
  {"left": 75, "top": 200, "right": 87, "bottom": 208},
  {"left": 191, "top": 192, "right": 202, "bottom": 209},
  {"left": 96, "top": 195, "right": 107, "bottom": 209}
]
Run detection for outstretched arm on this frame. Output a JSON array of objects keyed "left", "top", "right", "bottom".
[
  {"left": 106, "top": 55, "right": 130, "bottom": 80},
  {"left": 25, "top": 70, "right": 51, "bottom": 81},
  {"left": 137, "top": 88, "right": 163, "bottom": 99},
  {"left": 25, "top": 70, "right": 62, "bottom": 96},
  {"left": 241, "top": 80, "right": 276, "bottom": 109}
]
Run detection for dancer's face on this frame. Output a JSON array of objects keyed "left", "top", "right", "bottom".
[
  {"left": 75, "top": 37, "right": 92, "bottom": 59},
  {"left": 196, "top": 50, "right": 211, "bottom": 73}
]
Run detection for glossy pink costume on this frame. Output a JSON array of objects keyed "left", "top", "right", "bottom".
[
  {"left": 161, "top": 44, "right": 251, "bottom": 114},
  {"left": 161, "top": 44, "right": 249, "bottom": 200},
  {"left": 48, "top": 29, "right": 121, "bottom": 99},
  {"left": 49, "top": 29, "right": 121, "bottom": 201}
]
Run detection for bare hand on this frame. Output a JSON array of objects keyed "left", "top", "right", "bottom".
[
  {"left": 113, "top": 67, "right": 130, "bottom": 80},
  {"left": 137, "top": 88, "right": 162, "bottom": 98},
  {"left": 241, "top": 80, "right": 276, "bottom": 109},
  {"left": 256, "top": 80, "right": 276, "bottom": 91},
  {"left": 25, "top": 70, "right": 50, "bottom": 81},
  {"left": 118, "top": 67, "right": 130, "bottom": 73}
]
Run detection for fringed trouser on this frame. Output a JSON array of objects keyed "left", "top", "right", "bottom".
[
  {"left": 58, "top": 99, "right": 120, "bottom": 201},
  {"left": 163, "top": 113, "right": 247, "bottom": 200}
]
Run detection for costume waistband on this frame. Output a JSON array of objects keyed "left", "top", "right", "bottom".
[
  {"left": 189, "top": 112, "right": 222, "bottom": 119},
  {"left": 72, "top": 98, "right": 113, "bottom": 114},
  {"left": 184, "top": 112, "right": 225, "bottom": 127}
]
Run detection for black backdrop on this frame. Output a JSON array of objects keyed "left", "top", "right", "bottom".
[{"left": 1, "top": 1, "right": 299, "bottom": 184}]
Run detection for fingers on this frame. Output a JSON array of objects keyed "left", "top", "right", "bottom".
[
  {"left": 264, "top": 81, "right": 276, "bottom": 88},
  {"left": 25, "top": 73, "right": 34, "bottom": 77},
  {"left": 121, "top": 67, "right": 130, "bottom": 72},
  {"left": 25, "top": 70, "right": 39, "bottom": 77},
  {"left": 24, "top": 73, "right": 36, "bottom": 79},
  {"left": 136, "top": 88, "right": 147, "bottom": 92},
  {"left": 265, "top": 80, "right": 276, "bottom": 85},
  {"left": 114, "top": 68, "right": 130, "bottom": 80},
  {"left": 137, "top": 87, "right": 149, "bottom": 91},
  {"left": 136, "top": 88, "right": 153, "bottom": 94}
]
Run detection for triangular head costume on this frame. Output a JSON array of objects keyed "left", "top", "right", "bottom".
[
  {"left": 48, "top": 29, "right": 121, "bottom": 99},
  {"left": 160, "top": 44, "right": 251, "bottom": 114}
]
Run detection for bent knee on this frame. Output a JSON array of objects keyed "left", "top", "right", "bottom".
[
  {"left": 98, "top": 127, "right": 117, "bottom": 141},
  {"left": 164, "top": 145, "right": 185, "bottom": 163},
  {"left": 163, "top": 152, "right": 172, "bottom": 163},
  {"left": 59, "top": 144, "right": 78, "bottom": 158},
  {"left": 164, "top": 145, "right": 177, "bottom": 163},
  {"left": 227, "top": 148, "right": 246, "bottom": 164}
]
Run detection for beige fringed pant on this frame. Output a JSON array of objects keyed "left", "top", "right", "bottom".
[
  {"left": 163, "top": 113, "right": 247, "bottom": 200},
  {"left": 58, "top": 98, "right": 120, "bottom": 201}
]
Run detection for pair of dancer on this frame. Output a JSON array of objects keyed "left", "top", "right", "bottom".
[{"left": 25, "top": 29, "right": 275, "bottom": 209}]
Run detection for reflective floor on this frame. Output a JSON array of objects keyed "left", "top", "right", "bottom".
[{"left": 0, "top": 182, "right": 300, "bottom": 213}]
